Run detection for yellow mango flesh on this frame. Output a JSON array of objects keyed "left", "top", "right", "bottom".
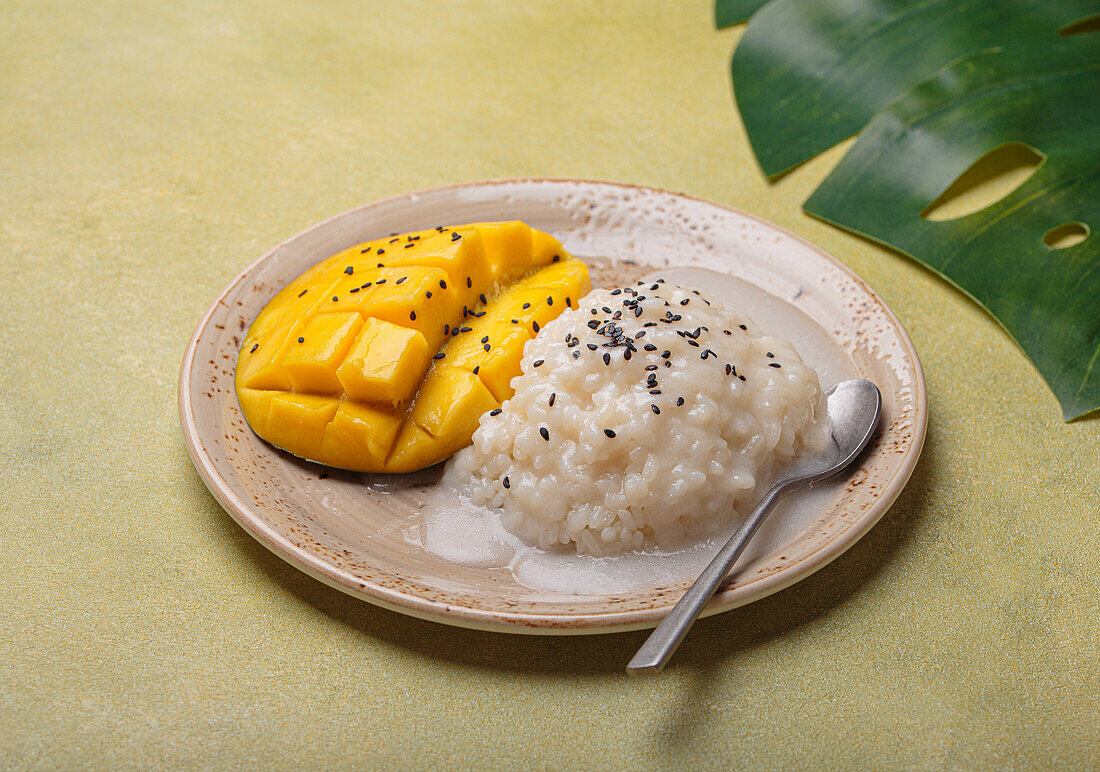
[{"left": 235, "top": 221, "right": 590, "bottom": 473}]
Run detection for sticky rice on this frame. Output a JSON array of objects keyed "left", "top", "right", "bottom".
[{"left": 452, "top": 280, "right": 830, "bottom": 556}]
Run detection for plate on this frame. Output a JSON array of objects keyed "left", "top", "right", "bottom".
[{"left": 179, "top": 178, "right": 926, "bottom": 634}]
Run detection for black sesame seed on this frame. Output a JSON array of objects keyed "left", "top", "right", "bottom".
[
  {"left": 452, "top": 232, "right": 461, "bottom": 241},
  {"left": 603, "top": 353, "right": 611, "bottom": 365},
  {"left": 377, "top": 248, "right": 385, "bottom": 255},
  {"left": 466, "top": 277, "right": 473, "bottom": 288},
  {"left": 767, "top": 352, "right": 775, "bottom": 358},
  {"left": 440, "top": 280, "right": 447, "bottom": 289},
  {"left": 553, "top": 254, "right": 561, "bottom": 262},
  {"left": 533, "top": 359, "right": 544, "bottom": 367},
  {"left": 426, "top": 291, "right": 433, "bottom": 299},
  {"left": 479, "top": 293, "right": 487, "bottom": 304},
  {"left": 484, "top": 343, "right": 491, "bottom": 351},
  {"left": 490, "top": 408, "right": 502, "bottom": 416},
  {"left": 573, "top": 350, "right": 580, "bottom": 359},
  {"left": 604, "top": 429, "right": 616, "bottom": 438},
  {"left": 349, "top": 287, "right": 359, "bottom": 293},
  {"left": 769, "top": 362, "right": 782, "bottom": 368},
  {"left": 443, "top": 324, "right": 450, "bottom": 334},
  {"left": 645, "top": 365, "right": 658, "bottom": 371},
  {"left": 739, "top": 324, "right": 748, "bottom": 330},
  {"left": 649, "top": 389, "right": 661, "bottom": 395},
  {"left": 644, "top": 344, "right": 657, "bottom": 351},
  {"left": 332, "top": 296, "right": 338, "bottom": 302},
  {"left": 611, "top": 289, "right": 622, "bottom": 296},
  {"left": 687, "top": 339, "right": 700, "bottom": 348},
  {"left": 677, "top": 397, "right": 685, "bottom": 406},
  {"left": 739, "top": 375, "right": 747, "bottom": 381},
  {"left": 481, "top": 336, "right": 489, "bottom": 343},
  {"left": 547, "top": 296, "right": 553, "bottom": 306},
  {"left": 410, "top": 311, "right": 416, "bottom": 321},
  {"left": 376, "top": 279, "right": 387, "bottom": 285},
  {"left": 297, "top": 289, "right": 308, "bottom": 297},
  {"left": 297, "top": 336, "right": 304, "bottom": 343},
  {"left": 344, "top": 266, "right": 354, "bottom": 275},
  {"left": 377, "top": 263, "right": 384, "bottom": 268},
  {"left": 433, "top": 352, "right": 445, "bottom": 360},
  {"left": 548, "top": 392, "right": 556, "bottom": 406},
  {"left": 587, "top": 343, "right": 598, "bottom": 351},
  {"left": 404, "top": 243, "right": 415, "bottom": 249},
  {"left": 532, "top": 321, "right": 540, "bottom": 332},
  {"left": 249, "top": 343, "right": 258, "bottom": 353},
  {"left": 523, "top": 303, "right": 532, "bottom": 310},
  {"left": 651, "top": 404, "right": 660, "bottom": 415},
  {"left": 473, "top": 366, "right": 480, "bottom": 374},
  {"left": 511, "top": 319, "right": 519, "bottom": 324},
  {"left": 680, "top": 298, "right": 690, "bottom": 306},
  {"left": 503, "top": 476, "right": 510, "bottom": 489},
  {"left": 460, "top": 326, "right": 472, "bottom": 333},
  {"left": 566, "top": 297, "right": 572, "bottom": 307},
  {"left": 396, "top": 276, "right": 407, "bottom": 284},
  {"left": 662, "top": 350, "right": 671, "bottom": 358},
  {"left": 361, "top": 282, "right": 372, "bottom": 289},
  {"left": 540, "top": 427, "right": 550, "bottom": 441}
]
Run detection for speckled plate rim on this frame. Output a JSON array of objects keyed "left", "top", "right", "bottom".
[{"left": 179, "top": 177, "right": 927, "bottom": 634}]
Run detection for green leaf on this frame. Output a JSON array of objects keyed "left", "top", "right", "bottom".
[
  {"left": 732, "top": 0, "right": 1097, "bottom": 177},
  {"left": 804, "top": 40, "right": 1100, "bottom": 420},
  {"left": 715, "top": 0, "right": 770, "bottom": 28}
]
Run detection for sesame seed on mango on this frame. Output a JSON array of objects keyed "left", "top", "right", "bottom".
[{"left": 235, "top": 222, "right": 590, "bottom": 473}]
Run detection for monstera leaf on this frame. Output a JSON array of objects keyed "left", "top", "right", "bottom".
[{"left": 717, "top": 0, "right": 1100, "bottom": 419}]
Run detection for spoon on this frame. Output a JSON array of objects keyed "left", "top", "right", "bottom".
[{"left": 626, "top": 378, "right": 882, "bottom": 675}]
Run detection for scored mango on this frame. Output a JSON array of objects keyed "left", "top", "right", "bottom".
[{"left": 235, "top": 221, "right": 590, "bottom": 473}]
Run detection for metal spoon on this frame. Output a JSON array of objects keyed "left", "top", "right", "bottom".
[{"left": 626, "top": 378, "right": 882, "bottom": 675}]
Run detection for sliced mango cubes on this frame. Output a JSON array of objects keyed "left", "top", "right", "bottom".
[{"left": 235, "top": 221, "right": 590, "bottom": 472}]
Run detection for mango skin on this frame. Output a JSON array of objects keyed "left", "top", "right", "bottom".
[{"left": 235, "top": 221, "right": 590, "bottom": 473}]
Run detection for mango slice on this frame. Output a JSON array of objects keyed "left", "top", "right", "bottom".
[{"left": 235, "top": 221, "right": 590, "bottom": 473}]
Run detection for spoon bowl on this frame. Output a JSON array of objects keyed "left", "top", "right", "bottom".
[{"left": 626, "top": 378, "right": 882, "bottom": 674}]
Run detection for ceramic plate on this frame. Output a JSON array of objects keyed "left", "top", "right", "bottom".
[{"left": 179, "top": 178, "right": 926, "bottom": 634}]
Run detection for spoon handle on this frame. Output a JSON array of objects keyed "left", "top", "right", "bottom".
[{"left": 626, "top": 482, "right": 789, "bottom": 675}]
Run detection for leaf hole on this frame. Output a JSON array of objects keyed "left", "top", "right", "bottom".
[
  {"left": 1058, "top": 14, "right": 1100, "bottom": 37},
  {"left": 920, "top": 142, "right": 1046, "bottom": 222},
  {"left": 1043, "top": 222, "right": 1090, "bottom": 249}
]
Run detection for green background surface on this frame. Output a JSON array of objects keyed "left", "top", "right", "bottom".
[{"left": 2, "top": 1, "right": 1098, "bottom": 768}]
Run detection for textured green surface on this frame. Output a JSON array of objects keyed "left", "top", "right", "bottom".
[
  {"left": 2, "top": 1, "right": 1099, "bottom": 768},
  {"left": 806, "top": 40, "right": 1100, "bottom": 420}
]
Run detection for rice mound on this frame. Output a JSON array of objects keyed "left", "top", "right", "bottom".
[{"left": 452, "top": 280, "right": 831, "bottom": 557}]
